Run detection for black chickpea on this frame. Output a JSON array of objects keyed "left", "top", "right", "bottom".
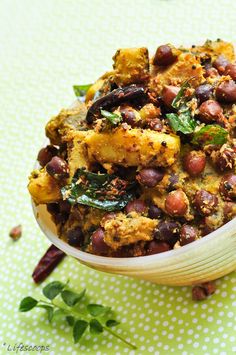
[
  {"left": 194, "top": 190, "right": 218, "bottom": 216},
  {"left": 37, "top": 145, "right": 58, "bottom": 167},
  {"left": 53, "top": 212, "right": 68, "bottom": 225},
  {"left": 204, "top": 67, "right": 219, "bottom": 78},
  {"left": 195, "top": 84, "right": 213, "bottom": 103},
  {"left": 120, "top": 108, "right": 139, "bottom": 127},
  {"left": 180, "top": 225, "right": 198, "bottom": 246},
  {"left": 91, "top": 228, "right": 110, "bottom": 255},
  {"left": 165, "top": 190, "right": 189, "bottom": 217},
  {"left": 148, "top": 204, "right": 163, "bottom": 219},
  {"left": 183, "top": 151, "right": 206, "bottom": 177},
  {"left": 46, "top": 156, "right": 69, "bottom": 179},
  {"left": 136, "top": 168, "right": 164, "bottom": 187},
  {"left": 125, "top": 199, "right": 147, "bottom": 214},
  {"left": 215, "top": 149, "right": 235, "bottom": 171},
  {"left": 67, "top": 227, "right": 84, "bottom": 247},
  {"left": 224, "top": 202, "right": 236, "bottom": 222},
  {"left": 147, "top": 118, "right": 163, "bottom": 131},
  {"left": 219, "top": 174, "right": 236, "bottom": 201},
  {"left": 59, "top": 200, "right": 71, "bottom": 213},
  {"left": 46, "top": 203, "right": 60, "bottom": 215},
  {"left": 162, "top": 85, "right": 180, "bottom": 108},
  {"left": 168, "top": 174, "right": 179, "bottom": 192},
  {"left": 225, "top": 63, "right": 236, "bottom": 80},
  {"left": 198, "top": 100, "right": 223, "bottom": 123},
  {"left": 154, "top": 220, "right": 180, "bottom": 246},
  {"left": 153, "top": 45, "right": 177, "bottom": 66},
  {"left": 146, "top": 241, "right": 171, "bottom": 255},
  {"left": 215, "top": 80, "right": 236, "bottom": 103},
  {"left": 212, "top": 55, "right": 229, "bottom": 74}
]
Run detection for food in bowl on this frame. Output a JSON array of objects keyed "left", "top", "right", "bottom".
[{"left": 28, "top": 39, "right": 236, "bottom": 258}]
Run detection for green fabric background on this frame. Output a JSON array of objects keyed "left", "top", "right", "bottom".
[{"left": 0, "top": 0, "right": 235, "bottom": 354}]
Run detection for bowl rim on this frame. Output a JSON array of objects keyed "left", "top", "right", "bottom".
[{"left": 32, "top": 199, "right": 236, "bottom": 267}]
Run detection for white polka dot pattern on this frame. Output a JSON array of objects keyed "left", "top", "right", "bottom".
[{"left": 0, "top": 0, "right": 235, "bottom": 354}]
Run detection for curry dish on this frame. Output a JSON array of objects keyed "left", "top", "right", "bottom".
[{"left": 28, "top": 39, "right": 236, "bottom": 257}]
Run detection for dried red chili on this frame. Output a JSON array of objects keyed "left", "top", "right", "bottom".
[
  {"left": 86, "top": 84, "right": 146, "bottom": 123},
  {"left": 32, "top": 244, "right": 65, "bottom": 283}
]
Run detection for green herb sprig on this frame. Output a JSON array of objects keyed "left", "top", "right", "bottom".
[{"left": 19, "top": 280, "right": 137, "bottom": 350}]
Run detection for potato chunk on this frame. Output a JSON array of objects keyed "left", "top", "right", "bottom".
[
  {"left": 28, "top": 169, "right": 61, "bottom": 204},
  {"left": 67, "top": 130, "right": 90, "bottom": 177},
  {"left": 83, "top": 127, "right": 180, "bottom": 168},
  {"left": 190, "top": 39, "right": 235, "bottom": 61},
  {"left": 150, "top": 52, "right": 204, "bottom": 96},
  {"left": 45, "top": 104, "right": 87, "bottom": 145},
  {"left": 103, "top": 212, "right": 157, "bottom": 250},
  {"left": 112, "top": 47, "right": 149, "bottom": 86}
]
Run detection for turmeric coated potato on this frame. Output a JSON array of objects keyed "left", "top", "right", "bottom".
[
  {"left": 103, "top": 212, "right": 158, "bottom": 250},
  {"left": 112, "top": 47, "right": 149, "bottom": 86},
  {"left": 190, "top": 39, "right": 235, "bottom": 62},
  {"left": 67, "top": 130, "right": 90, "bottom": 178},
  {"left": 28, "top": 169, "right": 61, "bottom": 204},
  {"left": 45, "top": 104, "right": 87, "bottom": 145},
  {"left": 70, "top": 127, "right": 180, "bottom": 169}
]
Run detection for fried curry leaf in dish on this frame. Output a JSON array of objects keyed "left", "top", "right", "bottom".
[
  {"left": 171, "top": 80, "right": 190, "bottom": 110},
  {"left": 166, "top": 111, "right": 197, "bottom": 134},
  {"left": 73, "top": 84, "right": 92, "bottom": 100},
  {"left": 166, "top": 80, "right": 197, "bottom": 134},
  {"left": 100, "top": 109, "right": 122, "bottom": 126},
  {"left": 192, "top": 125, "right": 228, "bottom": 146},
  {"left": 61, "top": 168, "right": 135, "bottom": 211}
]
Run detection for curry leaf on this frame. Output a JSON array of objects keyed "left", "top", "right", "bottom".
[
  {"left": 171, "top": 80, "right": 190, "bottom": 109},
  {"left": 73, "top": 84, "right": 92, "bottom": 99},
  {"left": 61, "top": 289, "right": 86, "bottom": 307},
  {"left": 66, "top": 316, "right": 75, "bottom": 327},
  {"left": 90, "top": 319, "right": 104, "bottom": 334},
  {"left": 61, "top": 169, "right": 135, "bottom": 211},
  {"left": 101, "top": 109, "right": 122, "bottom": 125},
  {"left": 87, "top": 304, "right": 111, "bottom": 317},
  {"left": 37, "top": 305, "right": 54, "bottom": 322},
  {"left": 61, "top": 169, "right": 116, "bottom": 205},
  {"left": 73, "top": 320, "right": 89, "bottom": 344},
  {"left": 167, "top": 79, "right": 197, "bottom": 134},
  {"left": 76, "top": 194, "right": 133, "bottom": 211},
  {"left": 191, "top": 124, "right": 228, "bottom": 146},
  {"left": 19, "top": 297, "right": 38, "bottom": 312},
  {"left": 106, "top": 319, "right": 120, "bottom": 328},
  {"left": 166, "top": 111, "right": 197, "bottom": 134},
  {"left": 42, "top": 281, "right": 66, "bottom": 300}
]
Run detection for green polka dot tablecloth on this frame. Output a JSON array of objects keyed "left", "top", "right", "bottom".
[{"left": 0, "top": 0, "right": 235, "bottom": 354}]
